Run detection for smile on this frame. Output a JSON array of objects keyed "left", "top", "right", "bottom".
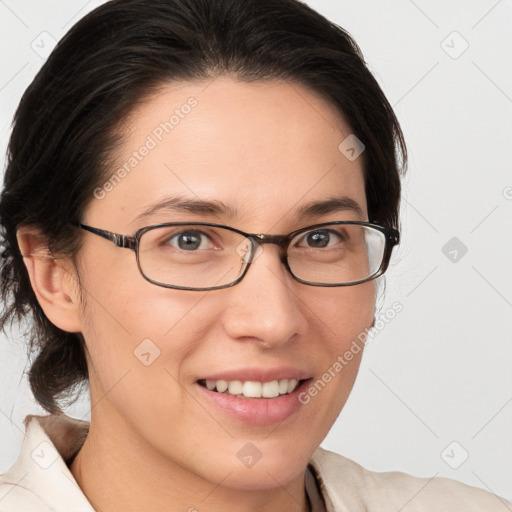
[{"left": 198, "top": 378, "right": 301, "bottom": 398}]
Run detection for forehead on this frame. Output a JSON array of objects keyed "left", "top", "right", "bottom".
[{"left": 86, "top": 77, "right": 367, "bottom": 231}]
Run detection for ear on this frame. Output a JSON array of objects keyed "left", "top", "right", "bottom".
[{"left": 16, "top": 226, "right": 82, "bottom": 333}]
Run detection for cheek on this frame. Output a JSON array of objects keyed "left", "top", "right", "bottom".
[
  {"left": 75, "top": 254, "right": 225, "bottom": 406},
  {"left": 328, "top": 281, "right": 375, "bottom": 385},
  {"left": 79, "top": 286, "right": 219, "bottom": 374},
  {"left": 78, "top": 243, "right": 219, "bottom": 340},
  {"left": 297, "top": 282, "right": 375, "bottom": 426},
  {"left": 77, "top": 275, "right": 217, "bottom": 429},
  {"left": 307, "top": 280, "right": 375, "bottom": 351}
]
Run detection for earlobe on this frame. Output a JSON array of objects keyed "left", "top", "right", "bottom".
[{"left": 16, "top": 227, "right": 82, "bottom": 333}]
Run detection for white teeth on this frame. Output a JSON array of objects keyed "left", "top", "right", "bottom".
[
  {"left": 287, "top": 379, "right": 298, "bottom": 393},
  {"left": 261, "top": 380, "right": 280, "bottom": 398},
  {"left": 216, "top": 380, "right": 228, "bottom": 392},
  {"left": 203, "top": 378, "right": 301, "bottom": 398},
  {"left": 243, "top": 381, "right": 262, "bottom": 398},
  {"left": 228, "top": 380, "right": 243, "bottom": 395}
]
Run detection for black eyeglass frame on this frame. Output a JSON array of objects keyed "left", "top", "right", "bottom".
[{"left": 71, "top": 221, "right": 400, "bottom": 291}]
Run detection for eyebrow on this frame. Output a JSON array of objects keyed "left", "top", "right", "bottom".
[
  {"left": 134, "top": 196, "right": 238, "bottom": 223},
  {"left": 134, "top": 195, "right": 364, "bottom": 223},
  {"left": 296, "top": 196, "right": 364, "bottom": 219}
]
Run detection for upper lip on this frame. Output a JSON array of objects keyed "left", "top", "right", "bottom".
[{"left": 197, "top": 366, "right": 313, "bottom": 383}]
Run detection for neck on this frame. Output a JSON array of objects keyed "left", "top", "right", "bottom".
[{"left": 69, "top": 405, "right": 310, "bottom": 512}]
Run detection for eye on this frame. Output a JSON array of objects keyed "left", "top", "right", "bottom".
[
  {"left": 296, "top": 229, "right": 344, "bottom": 249},
  {"left": 166, "top": 230, "right": 215, "bottom": 251}
]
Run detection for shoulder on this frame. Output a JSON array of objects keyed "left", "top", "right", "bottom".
[
  {"left": 0, "top": 481, "right": 54, "bottom": 510},
  {"left": 310, "top": 447, "right": 511, "bottom": 512},
  {"left": 0, "top": 413, "right": 93, "bottom": 512}
]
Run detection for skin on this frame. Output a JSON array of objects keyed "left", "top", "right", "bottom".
[{"left": 18, "top": 77, "right": 375, "bottom": 512}]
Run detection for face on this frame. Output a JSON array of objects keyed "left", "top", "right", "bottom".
[{"left": 75, "top": 77, "right": 374, "bottom": 491}]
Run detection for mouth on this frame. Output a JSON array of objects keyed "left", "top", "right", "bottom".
[
  {"left": 195, "top": 376, "right": 312, "bottom": 425},
  {"left": 197, "top": 378, "right": 305, "bottom": 399}
]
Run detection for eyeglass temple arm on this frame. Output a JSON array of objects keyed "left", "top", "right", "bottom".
[
  {"left": 72, "top": 222, "right": 136, "bottom": 250},
  {"left": 380, "top": 228, "right": 400, "bottom": 272},
  {"left": 388, "top": 229, "right": 400, "bottom": 245}
]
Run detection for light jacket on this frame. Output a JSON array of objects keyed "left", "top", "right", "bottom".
[{"left": 0, "top": 413, "right": 509, "bottom": 511}]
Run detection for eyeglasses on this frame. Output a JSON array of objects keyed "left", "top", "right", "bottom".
[{"left": 71, "top": 221, "right": 399, "bottom": 291}]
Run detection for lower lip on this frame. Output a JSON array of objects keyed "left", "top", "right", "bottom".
[{"left": 195, "top": 380, "right": 311, "bottom": 426}]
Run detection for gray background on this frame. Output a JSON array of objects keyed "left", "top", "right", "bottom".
[{"left": 1, "top": 0, "right": 511, "bottom": 503}]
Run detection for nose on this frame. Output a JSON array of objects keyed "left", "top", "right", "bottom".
[{"left": 220, "top": 243, "right": 307, "bottom": 348}]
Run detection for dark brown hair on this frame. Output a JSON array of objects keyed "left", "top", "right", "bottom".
[{"left": 0, "top": 0, "right": 407, "bottom": 414}]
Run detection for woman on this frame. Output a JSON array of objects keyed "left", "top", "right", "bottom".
[{"left": 0, "top": 0, "right": 508, "bottom": 510}]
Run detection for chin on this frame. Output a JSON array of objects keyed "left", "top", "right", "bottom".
[
  {"left": 209, "top": 438, "right": 314, "bottom": 491},
  {"left": 221, "top": 460, "right": 309, "bottom": 492}
]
